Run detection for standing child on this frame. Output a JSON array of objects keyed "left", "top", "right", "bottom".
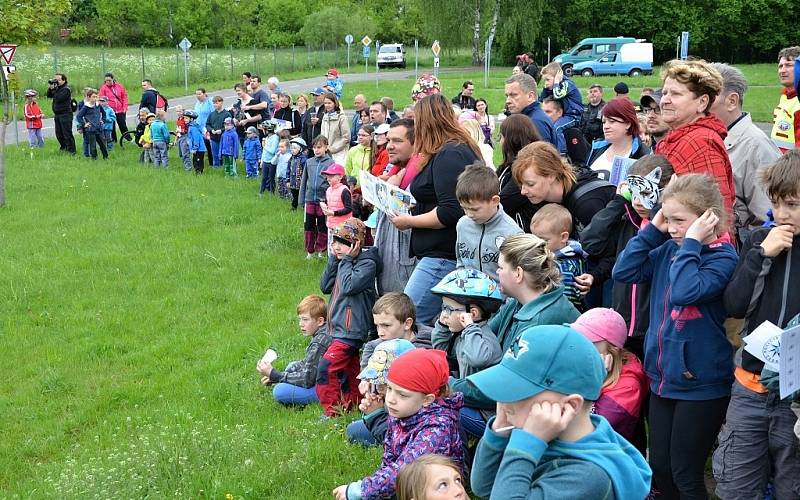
[
  {"left": 23, "top": 89, "right": 44, "bottom": 148},
  {"left": 468, "top": 325, "right": 651, "bottom": 499},
  {"left": 613, "top": 174, "right": 738, "bottom": 499},
  {"left": 259, "top": 120, "right": 279, "bottom": 194},
  {"left": 454, "top": 163, "right": 523, "bottom": 281},
  {"left": 257, "top": 295, "right": 331, "bottom": 406},
  {"left": 174, "top": 105, "right": 192, "bottom": 172},
  {"left": 317, "top": 217, "right": 381, "bottom": 417},
  {"left": 220, "top": 117, "right": 239, "bottom": 177},
  {"left": 274, "top": 138, "right": 293, "bottom": 200},
  {"left": 300, "top": 136, "right": 334, "bottom": 258},
  {"left": 530, "top": 203, "right": 588, "bottom": 310},
  {"left": 332, "top": 349, "right": 464, "bottom": 500},
  {"left": 139, "top": 112, "right": 155, "bottom": 164},
  {"left": 321, "top": 163, "right": 353, "bottom": 255},
  {"left": 286, "top": 137, "right": 308, "bottom": 209},
  {"left": 150, "top": 109, "right": 170, "bottom": 168},
  {"left": 207, "top": 95, "right": 230, "bottom": 168},
  {"left": 714, "top": 150, "right": 800, "bottom": 500},
  {"left": 75, "top": 88, "right": 109, "bottom": 160},
  {"left": 98, "top": 95, "right": 116, "bottom": 152},
  {"left": 243, "top": 126, "right": 263, "bottom": 179},
  {"left": 133, "top": 108, "right": 149, "bottom": 163},
  {"left": 396, "top": 454, "right": 467, "bottom": 500},
  {"left": 184, "top": 110, "right": 206, "bottom": 174}
]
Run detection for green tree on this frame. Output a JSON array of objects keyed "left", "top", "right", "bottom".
[
  {"left": 299, "top": 6, "right": 374, "bottom": 47},
  {"left": 1, "top": 0, "right": 72, "bottom": 207}
]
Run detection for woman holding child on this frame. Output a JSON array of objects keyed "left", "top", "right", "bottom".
[{"left": 389, "top": 94, "right": 481, "bottom": 325}]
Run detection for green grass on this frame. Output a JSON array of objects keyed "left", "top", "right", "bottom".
[
  {"left": 1, "top": 142, "right": 381, "bottom": 498},
  {"left": 341, "top": 65, "right": 782, "bottom": 123}
]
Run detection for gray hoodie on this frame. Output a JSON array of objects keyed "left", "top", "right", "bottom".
[{"left": 455, "top": 204, "right": 523, "bottom": 281}]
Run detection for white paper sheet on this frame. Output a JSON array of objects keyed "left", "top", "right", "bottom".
[
  {"left": 779, "top": 325, "right": 800, "bottom": 399},
  {"left": 743, "top": 320, "right": 782, "bottom": 372}
]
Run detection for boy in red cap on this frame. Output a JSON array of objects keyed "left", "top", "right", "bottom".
[
  {"left": 317, "top": 217, "right": 381, "bottom": 417},
  {"left": 332, "top": 349, "right": 464, "bottom": 500}
]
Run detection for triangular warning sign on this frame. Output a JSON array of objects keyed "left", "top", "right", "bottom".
[{"left": 0, "top": 45, "right": 17, "bottom": 65}]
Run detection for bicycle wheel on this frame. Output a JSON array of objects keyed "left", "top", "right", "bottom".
[{"left": 119, "top": 130, "right": 137, "bottom": 149}]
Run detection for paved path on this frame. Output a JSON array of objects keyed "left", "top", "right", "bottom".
[{"left": 4, "top": 69, "right": 458, "bottom": 144}]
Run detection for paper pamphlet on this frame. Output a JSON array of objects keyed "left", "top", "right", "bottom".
[
  {"left": 273, "top": 119, "right": 292, "bottom": 131},
  {"left": 779, "top": 325, "right": 800, "bottom": 399},
  {"left": 359, "top": 170, "right": 416, "bottom": 215},
  {"left": 609, "top": 155, "right": 637, "bottom": 186},
  {"left": 260, "top": 348, "right": 278, "bottom": 365},
  {"left": 742, "top": 320, "right": 782, "bottom": 372}
]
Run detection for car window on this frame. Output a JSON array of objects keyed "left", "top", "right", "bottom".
[
  {"left": 595, "top": 44, "right": 611, "bottom": 54},
  {"left": 576, "top": 44, "right": 592, "bottom": 56}
]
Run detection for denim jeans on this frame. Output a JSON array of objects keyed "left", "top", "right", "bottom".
[
  {"left": 178, "top": 135, "right": 192, "bottom": 171},
  {"left": 459, "top": 406, "right": 487, "bottom": 439},
  {"left": 346, "top": 419, "right": 380, "bottom": 447},
  {"left": 210, "top": 139, "right": 221, "bottom": 167},
  {"left": 403, "top": 257, "right": 457, "bottom": 325},
  {"left": 272, "top": 383, "right": 319, "bottom": 406},
  {"left": 153, "top": 141, "right": 169, "bottom": 167}
]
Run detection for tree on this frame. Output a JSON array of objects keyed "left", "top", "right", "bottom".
[{"left": 0, "top": 0, "right": 72, "bottom": 208}]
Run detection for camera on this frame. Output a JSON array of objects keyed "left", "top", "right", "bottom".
[{"left": 48, "top": 79, "right": 58, "bottom": 85}]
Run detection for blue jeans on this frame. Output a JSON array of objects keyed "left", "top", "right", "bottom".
[
  {"left": 346, "top": 419, "right": 380, "bottom": 447},
  {"left": 403, "top": 257, "right": 457, "bottom": 325},
  {"left": 460, "top": 406, "right": 487, "bottom": 438},
  {"left": 272, "top": 383, "right": 319, "bottom": 406},
  {"left": 210, "top": 139, "right": 221, "bottom": 167}
]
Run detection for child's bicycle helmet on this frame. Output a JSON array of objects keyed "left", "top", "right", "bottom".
[
  {"left": 431, "top": 268, "right": 504, "bottom": 314},
  {"left": 289, "top": 137, "right": 307, "bottom": 150},
  {"left": 182, "top": 110, "right": 198, "bottom": 120},
  {"left": 259, "top": 119, "right": 277, "bottom": 134},
  {"left": 24, "top": 89, "right": 38, "bottom": 97}
]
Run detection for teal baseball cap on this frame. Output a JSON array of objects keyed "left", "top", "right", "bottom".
[{"left": 467, "top": 325, "right": 605, "bottom": 403}]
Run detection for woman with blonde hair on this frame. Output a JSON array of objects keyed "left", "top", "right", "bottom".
[
  {"left": 655, "top": 59, "right": 735, "bottom": 222},
  {"left": 389, "top": 94, "right": 481, "bottom": 324},
  {"left": 449, "top": 233, "right": 580, "bottom": 437},
  {"left": 319, "top": 92, "right": 350, "bottom": 164},
  {"left": 458, "top": 114, "right": 494, "bottom": 168}
]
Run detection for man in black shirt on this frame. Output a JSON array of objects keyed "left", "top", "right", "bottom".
[{"left": 46, "top": 73, "right": 76, "bottom": 154}]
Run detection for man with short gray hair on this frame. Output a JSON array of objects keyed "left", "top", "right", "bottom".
[
  {"left": 709, "top": 62, "right": 780, "bottom": 241},
  {"left": 504, "top": 73, "right": 556, "bottom": 147}
]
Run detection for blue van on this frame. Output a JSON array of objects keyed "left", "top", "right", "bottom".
[{"left": 553, "top": 37, "right": 637, "bottom": 75}]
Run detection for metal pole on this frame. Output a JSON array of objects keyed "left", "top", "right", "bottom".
[
  {"left": 204, "top": 45, "right": 208, "bottom": 79},
  {"left": 292, "top": 45, "right": 296, "bottom": 72},
  {"left": 53, "top": 47, "right": 58, "bottom": 73},
  {"left": 11, "top": 90, "right": 19, "bottom": 145},
  {"left": 101, "top": 46, "right": 106, "bottom": 76},
  {"left": 365, "top": 46, "right": 368, "bottom": 74},
  {"left": 253, "top": 45, "right": 257, "bottom": 73},
  {"left": 347, "top": 44, "right": 350, "bottom": 71},
  {"left": 230, "top": 45, "right": 234, "bottom": 77},
  {"left": 414, "top": 39, "right": 419, "bottom": 80},
  {"left": 547, "top": 38, "right": 551, "bottom": 63},
  {"left": 175, "top": 47, "right": 180, "bottom": 85},
  {"left": 375, "top": 42, "right": 379, "bottom": 88},
  {"left": 273, "top": 45, "right": 277, "bottom": 74},
  {"left": 141, "top": 46, "right": 145, "bottom": 80},
  {"left": 184, "top": 51, "right": 189, "bottom": 93}
]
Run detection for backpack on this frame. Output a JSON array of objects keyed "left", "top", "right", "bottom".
[
  {"left": 564, "top": 173, "right": 613, "bottom": 233},
  {"left": 155, "top": 92, "right": 168, "bottom": 111}
]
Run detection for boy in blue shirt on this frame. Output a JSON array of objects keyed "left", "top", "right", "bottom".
[
  {"left": 242, "top": 126, "right": 263, "bottom": 179},
  {"left": 150, "top": 109, "right": 171, "bottom": 168},
  {"left": 468, "top": 325, "right": 652, "bottom": 499},
  {"left": 220, "top": 117, "right": 239, "bottom": 177}
]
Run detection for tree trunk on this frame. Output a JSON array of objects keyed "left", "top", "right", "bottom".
[
  {"left": 471, "top": 0, "right": 482, "bottom": 66},
  {"left": 487, "top": 3, "right": 499, "bottom": 42}
]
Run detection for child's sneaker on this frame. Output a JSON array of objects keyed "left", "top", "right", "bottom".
[
  {"left": 306, "top": 253, "right": 314, "bottom": 260},
  {"left": 317, "top": 252, "right": 326, "bottom": 259}
]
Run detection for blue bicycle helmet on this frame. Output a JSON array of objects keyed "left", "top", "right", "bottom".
[{"left": 431, "top": 268, "right": 503, "bottom": 313}]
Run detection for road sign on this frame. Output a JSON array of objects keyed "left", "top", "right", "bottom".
[
  {"left": 0, "top": 44, "right": 17, "bottom": 65},
  {"left": 363, "top": 46, "right": 371, "bottom": 58},
  {"left": 361, "top": 36, "right": 372, "bottom": 47},
  {"left": 179, "top": 38, "right": 192, "bottom": 52},
  {"left": 2, "top": 64, "right": 15, "bottom": 81},
  {"left": 431, "top": 40, "right": 441, "bottom": 57},
  {"left": 345, "top": 34, "right": 354, "bottom": 45}
]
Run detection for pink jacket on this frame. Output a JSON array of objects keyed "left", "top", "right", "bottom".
[{"left": 99, "top": 82, "right": 128, "bottom": 114}]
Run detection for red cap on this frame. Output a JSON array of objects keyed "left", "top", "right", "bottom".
[
  {"left": 387, "top": 349, "right": 450, "bottom": 396},
  {"left": 327, "top": 68, "right": 338, "bottom": 77}
]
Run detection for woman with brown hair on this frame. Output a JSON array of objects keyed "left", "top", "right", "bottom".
[
  {"left": 496, "top": 114, "right": 541, "bottom": 230},
  {"left": 319, "top": 92, "right": 350, "bottom": 164},
  {"left": 390, "top": 94, "right": 481, "bottom": 324}
]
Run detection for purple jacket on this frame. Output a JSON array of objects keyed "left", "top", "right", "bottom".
[{"left": 347, "top": 393, "right": 465, "bottom": 500}]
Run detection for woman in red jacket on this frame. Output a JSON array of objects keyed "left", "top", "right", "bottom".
[{"left": 655, "top": 59, "right": 736, "bottom": 224}]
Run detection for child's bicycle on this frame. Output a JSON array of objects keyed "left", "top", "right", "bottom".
[{"left": 118, "top": 130, "right": 177, "bottom": 149}]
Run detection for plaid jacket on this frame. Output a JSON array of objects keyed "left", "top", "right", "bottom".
[
  {"left": 655, "top": 114, "right": 735, "bottom": 220},
  {"left": 268, "top": 325, "right": 331, "bottom": 388}
]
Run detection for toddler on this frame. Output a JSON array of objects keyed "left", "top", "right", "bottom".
[
  {"left": 220, "top": 117, "right": 239, "bottom": 177},
  {"left": 150, "top": 109, "right": 170, "bottom": 168},
  {"left": 243, "top": 126, "right": 263, "bottom": 179},
  {"left": 286, "top": 137, "right": 308, "bottom": 209}
]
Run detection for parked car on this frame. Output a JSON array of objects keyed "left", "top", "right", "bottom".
[
  {"left": 553, "top": 36, "right": 637, "bottom": 76},
  {"left": 573, "top": 43, "right": 654, "bottom": 77},
  {"left": 377, "top": 43, "right": 406, "bottom": 69}
]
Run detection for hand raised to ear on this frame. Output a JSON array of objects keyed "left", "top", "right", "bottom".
[{"left": 522, "top": 401, "right": 577, "bottom": 443}]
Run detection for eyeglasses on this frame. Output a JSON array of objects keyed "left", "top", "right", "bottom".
[
  {"left": 644, "top": 106, "right": 661, "bottom": 116},
  {"left": 441, "top": 303, "right": 467, "bottom": 315}
]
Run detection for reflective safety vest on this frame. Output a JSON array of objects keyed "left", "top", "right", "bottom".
[{"left": 771, "top": 91, "right": 800, "bottom": 151}]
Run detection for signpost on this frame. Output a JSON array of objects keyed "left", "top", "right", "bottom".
[
  {"left": 0, "top": 44, "right": 18, "bottom": 65},
  {"left": 1, "top": 45, "right": 19, "bottom": 145},
  {"left": 362, "top": 36, "right": 372, "bottom": 74},
  {"left": 345, "top": 34, "right": 354, "bottom": 70},
  {"left": 179, "top": 37, "right": 191, "bottom": 92},
  {"left": 680, "top": 32, "right": 690, "bottom": 60},
  {"left": 431, "top": 40, "right": 441, "bottom": 76}
]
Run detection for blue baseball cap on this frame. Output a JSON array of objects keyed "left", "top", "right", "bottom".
[
  {"left": 310, "top": 87, "right": 326, "bottom": 96},
  {"left": 467, "top": 325, "right": 605, "bottom": 403}
]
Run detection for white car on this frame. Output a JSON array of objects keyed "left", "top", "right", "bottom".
[{"left": 377, "top": 44, "right": 406, "bottom": 69}]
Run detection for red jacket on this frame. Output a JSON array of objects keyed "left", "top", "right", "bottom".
[
  {"left": 24, "top": 101, "right": 43, "bottom": 129},
  {"left": 98, "top": 82, "right": 128, "bottom": 114},
  {"left": 593, "top": 353, "right": 648, "bottom": 442},
  {"left": 655, "top": 114, "right": 736, "bottom": 221}
]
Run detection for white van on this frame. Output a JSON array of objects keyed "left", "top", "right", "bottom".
[{"left": 377, "top": 44, "right": 406, "bottom": 69}]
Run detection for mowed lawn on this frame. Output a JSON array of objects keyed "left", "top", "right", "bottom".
[{"left": 0, "top": 143, "right": 380, "bottom": 498}]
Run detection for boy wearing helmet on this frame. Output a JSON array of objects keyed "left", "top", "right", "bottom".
[
  {"left": 23, "top": 89, "right": 45, "bottom": 148},
  {"left": 184, "top": 110, "right": 207, "bottom": 174},
  {"left": 317, "top": 217, "right": 382, "bottom": 417}
]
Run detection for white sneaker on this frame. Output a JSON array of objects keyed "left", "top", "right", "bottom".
[
  {"left": 306, "top": 253, "right": 314, "bottom": 260},
  {"left": 317, "top": 252, "right": 326, "bottom": 259}
]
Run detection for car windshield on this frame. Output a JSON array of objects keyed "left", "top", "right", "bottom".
[{"left": 379, "top": 46, "right": 401, "bottom": 53}]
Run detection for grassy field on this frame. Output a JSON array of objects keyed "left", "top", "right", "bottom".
[
  {"left": 341, "top": 64, "right": 782, "bottom": 123},
  {"left": 0, "top": 143, "right": 382, "bottom": 497}
]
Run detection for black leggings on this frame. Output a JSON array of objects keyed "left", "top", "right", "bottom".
[
  {"left": 648, "top": 393, "right": 730, "bottom": 500},
  {"left": 193, "top": 152, "right": 205, "bottom": 174}
]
